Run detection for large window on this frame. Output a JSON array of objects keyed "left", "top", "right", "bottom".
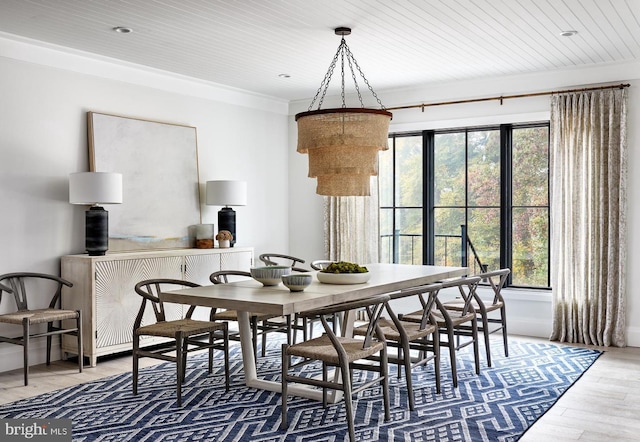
[{"left": 380, "top": 123, "right": 550, "bottom": 288}]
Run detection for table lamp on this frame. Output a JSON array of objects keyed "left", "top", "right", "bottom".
[
  {"left": 69, "top": 172, "right": 123, "bottom": 256},
  {"left": 206, "top": 180, "right": 247, "bottom": 247}
]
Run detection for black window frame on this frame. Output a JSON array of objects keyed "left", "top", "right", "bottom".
[{"left": 382, "top": 121, "right": 551, "bottom": 289}]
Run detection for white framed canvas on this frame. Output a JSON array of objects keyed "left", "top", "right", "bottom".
[{"left": 88, "top": 111, "right": 201, "bottom": 251}]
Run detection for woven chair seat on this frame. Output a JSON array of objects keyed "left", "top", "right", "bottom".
[
  {"left": 354, "top": 317, "right": 435, "bottom": 342},
  {"left": 136, "top": 318, "right": 226, "bottom": 338},
  {"left": 0, "top": 308, "right": 79, "bottom": 325},
  {"left": 400, "top": 310, "right": 424, "bottom": 323},
  {"left": 404, "top": 309, "right": 476, "bottom": 328},
  {"left": 211, "top": 310, "right": 239, "bottom": 321},
  {"left": 212, "top": 309, "right": 274, "bottom": 322},
  {"left": 443, "top": 299, "right": 504, "bottom": 313},
  {"left": 287, "top": 334, "right": 384, "bottom": 365}
]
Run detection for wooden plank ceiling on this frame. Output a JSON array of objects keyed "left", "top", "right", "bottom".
[{"left": 0, "top": 0, "right": 637, "bottom": 101}]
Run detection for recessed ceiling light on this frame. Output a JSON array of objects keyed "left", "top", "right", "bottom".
[
  {"left": 113, "top": 26, "right": 133, "bottom": 34},
  {"left": 278, "top": 73, "right": 291, "bottom": 78},
  {"left": 560, "top": 30, "right": 577, "bottom": 37}
]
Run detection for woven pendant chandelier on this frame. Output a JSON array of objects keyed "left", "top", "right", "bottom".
[{"left": 296, "top": 27, "right": 392, "bottom": 196}]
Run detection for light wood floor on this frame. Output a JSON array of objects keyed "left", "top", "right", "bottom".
[{"left": 1, "top": 335, "right": 639, "bottom": 441}]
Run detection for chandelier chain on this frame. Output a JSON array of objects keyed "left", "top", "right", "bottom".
[
  {"left": 343, "top": 44, "right": 385, "bottom": 109},
  {"left": 307, "top": 36, "right": 385, "bottom": 111},
  {"left": 340, "top": 46, "right": 346, "bottom": 108},
  {"left": 347, "top": 54, "right": 365, "bottom": 107},
  {"left": 307, "top": 41, "right": 343, "bottom": 111},
  {"left": 318, "top": 60, "right": 336, "bottom": 110}
]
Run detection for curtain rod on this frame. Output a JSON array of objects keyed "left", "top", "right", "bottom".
[{"left": 386, "top": 83, "right": 631, "bottom": 112}]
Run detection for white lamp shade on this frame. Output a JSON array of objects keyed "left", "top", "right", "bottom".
[
  {"left": 69, "top": 172, "right": 123, "bottom": 205},
  {"left": 206, "top": 180, "right": 247, "bottom": 206}
]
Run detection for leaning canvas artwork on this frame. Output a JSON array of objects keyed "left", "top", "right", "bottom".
[{"left": 88, "top": 112, "right": 201, "bottom": 251}]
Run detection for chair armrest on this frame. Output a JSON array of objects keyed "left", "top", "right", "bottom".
[
  {"left": 210, "top": 270, "right": 251, "bottom": 284},
  {"left": 258, "top": 253, "right": 310, "bottom": 272},
  {"left": 259, "top": 253, "right": 305, "bottom": 265},
  {"left": 476, "top": 268, "right": 510, "bottom": 280},
  {"left": 310, "top": 260, "right": 336, "bottom": 271},
  {"left": 0, "top": 272, "right": 73, "bottom": 288},
  {"left": 0, "top": 282, "right": 11, "bottom": 304}
]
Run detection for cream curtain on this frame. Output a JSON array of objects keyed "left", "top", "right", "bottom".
[
  {"left": 549, "top": 88, "right": 627, "bottom": 347},
  {"left": 324, "top": 177, "right": 380, "bottom": 264}
]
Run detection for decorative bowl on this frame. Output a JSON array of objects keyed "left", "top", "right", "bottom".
[
  {"left": 282, "top": 274, "right": 313, "bottom": 292},
  {"left": 316, "top": 271, "right": 371, "bottom": 285},
  {"left": 250, "top": 266, "right": 291, "bottom": 286}
]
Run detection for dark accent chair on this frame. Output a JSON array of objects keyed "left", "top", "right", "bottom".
[
  {"left": 442, "top": 268, "right": 511, "bottom": 366},
  {"left": 281, "top": 294, "right": 391, "bottom": 441},
  {"left": 400, "top": 276, "right": 482, "bottom": 387},
  {"left": 133, "top": 278, "right": 229, "bottom": 407},
  {"left": 354, "top": 283, "right": 443, "bottom": 410},
  {"left": 0, "top": 272, "right": 83, "bottom": 386}
]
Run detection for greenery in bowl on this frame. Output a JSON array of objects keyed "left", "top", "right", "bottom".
[{"left": 320, "top": 261, "right": 368, "bottom": 274}]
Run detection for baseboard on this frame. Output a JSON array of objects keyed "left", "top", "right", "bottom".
[
  {"left": 506, "top": 317, "right": 552, "bottom": 339},
  {"left": 0, "top": 337, "right": 62, "bottom": 373},
  {"left": 624, "top": 326, "right": 640, "bottom": 347}
]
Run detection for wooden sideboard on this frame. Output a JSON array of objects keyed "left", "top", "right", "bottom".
[{"left": 61, "top": 247, "right": 254, "bottom": 366}]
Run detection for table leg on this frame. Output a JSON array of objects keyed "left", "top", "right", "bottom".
[
  {"left": 236, "top": 310, "right": 340, "bottom": 403},
  {"left": 236, "top": 311, "right": 257, "bottom": 383}
]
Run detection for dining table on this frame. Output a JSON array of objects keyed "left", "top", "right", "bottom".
[{"left": 160, "top": 263, "right": 468, "bottom": 402}]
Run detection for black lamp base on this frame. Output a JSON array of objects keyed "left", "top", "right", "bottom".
[
  {"left": 86, "top": 206, "right": 109, "bottom": 256},
  {"left": 218, "top": 207, "right": 236, "bottom": 247}
]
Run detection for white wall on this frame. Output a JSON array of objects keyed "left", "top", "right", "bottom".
[
  {"left": 0, "top": 36, "right": 290, "bottom": 372},
  {"left": 288, "top": 61, "right": 640, "bottom": 347}
]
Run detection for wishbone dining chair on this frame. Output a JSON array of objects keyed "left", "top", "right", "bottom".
[
  {"left": 133, "top": 278, "right": 230, "bottom": 407},
  {"left": 353, "top": 283, "right": 442, "bottom": 411},
  {"left": 281, "top": 294, "right": 391, "bottom": 441},
  {"left": 0, "top": 272, "right": 83, "bottom": 386},
  {"left": 442, "top": 268, "right": 511, "bottom": 366},
  {"left": 401, "top": 276, "right": 483, "bottom": 388}
]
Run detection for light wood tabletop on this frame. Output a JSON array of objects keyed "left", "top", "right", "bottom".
[{"left": 161, "top": 263, "right": 468, "bottom": 315}]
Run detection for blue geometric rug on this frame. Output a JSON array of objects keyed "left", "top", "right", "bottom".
[{"left": 0, "top": 339, "right": 601, "bottom": 441}]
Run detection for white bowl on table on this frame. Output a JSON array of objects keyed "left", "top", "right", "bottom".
[
  {"left": 282, "top": 274, "right": 313, "bottom": 292},
  {"left": 316, "top": 271, "right": 371, "bottom": 285},
  {"left": 250, "top": 266, "right": 291, "bottom": 286}
]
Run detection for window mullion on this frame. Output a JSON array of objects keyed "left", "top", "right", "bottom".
[
  {"left": 392, "top": 135, "right": 398, "bottom": 263},
  {"left": 500, "top": 124, "right": 513, "bottom": 284},
  {"left": 464, "top": 130, "right": 469, "bottom": 262},
  {"left": 424, "top": 130, "right": 434, "bottom": 265}
]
